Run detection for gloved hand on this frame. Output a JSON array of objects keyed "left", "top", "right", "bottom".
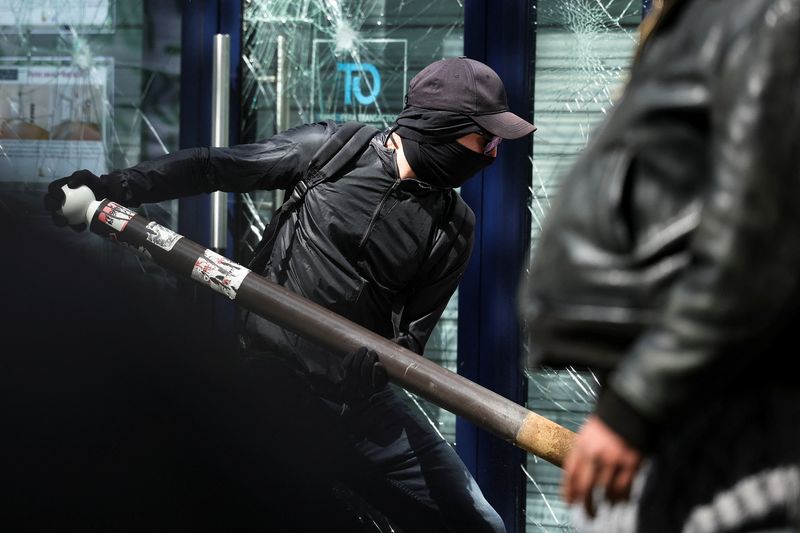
[
  {"left": 43, "top": 169, "right": 110, "bottom": 230},
  {"left": 340, "top": 347, "right": 389, "bottom": 403}
]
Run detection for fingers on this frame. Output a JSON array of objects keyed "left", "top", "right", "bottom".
[
  {"left": 357, "top": 348, "right": 387, "bottom": 389},
  {"left": 580, "top": 462, "right": 636, "bottom": 516},
  {"left": 606, "top": 456, "right": 638, "bottom": 503},
  {"left": 561, "top": 442, "right": 583, "bottom": 502},
  {"left": 341, "top": 347, "right": 387, "bottom": 402},
  {"left": 371, "top": 360, "right": 388, "bottom": 389},
  {"left": 561, "top": 416, "right": 643, "bottom": 517},
  {"left": 45, "top": 171, "right": 102, "bottom": 229},
  {"left": 44, "top": 171, "right": 95, "bottom": 214},
  {"left": 348, "top": 347, "right": 382, "bottom": 385},
  {"left": 357, "top": 347, "right": 374, "bottom": 382},
  {"left": 43, "top": 190, "right": 65, "bottom": 213},
  {"left": 67, "top": 169, "right": 98, "bottom": 189},
  {"left": 44, "top": 177, "right": 69, "bottom": 213},
  {"left": 362, "top": 349, "right": 388, "bottom": 389},
  {"left": 562, "top": 447, "right": 599, "bottom": 517},
  {"left": 46, "top": 176, "right": 69, "bottom": 195}
]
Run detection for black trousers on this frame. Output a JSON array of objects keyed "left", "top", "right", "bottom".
[{"left": 226, "top": 355, "right": 506, "bottom": 533}]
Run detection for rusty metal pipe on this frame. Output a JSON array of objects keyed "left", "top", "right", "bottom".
[{"left": 62, "top": 190, "right": 575, "bottom": 467}]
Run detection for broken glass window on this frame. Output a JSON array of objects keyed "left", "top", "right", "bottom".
[
  {"left": 0, "top": 0, "right": 182, "bottom": 285},
  {"left": 525, "top": 1, "right": 641, "bottom": 530}
]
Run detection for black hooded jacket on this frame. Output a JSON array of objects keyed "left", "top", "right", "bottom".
[{"left": 99, "top": 121, "right": 475, "bottom": 386}]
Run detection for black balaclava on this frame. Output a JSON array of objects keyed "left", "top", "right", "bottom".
[{"left": 393, "top": 106, "right": 495, "bottom": 188}]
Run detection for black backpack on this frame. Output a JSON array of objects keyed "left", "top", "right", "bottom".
[{"left": 247, "top": 122, "right": 380, "bottom": 273}]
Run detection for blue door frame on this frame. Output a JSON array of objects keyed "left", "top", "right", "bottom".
[{"left": 460, "top": 2, "right": 533, "bottom": 532}]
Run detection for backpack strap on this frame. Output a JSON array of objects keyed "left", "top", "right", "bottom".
[
  {"left": 308, "top": 122, "right": 378, "bottom": 183},
  {"left": 247, "top": 122, "right": 379, "bottom": 272}
]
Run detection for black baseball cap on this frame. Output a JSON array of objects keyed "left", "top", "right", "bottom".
[{"left": 405, "top": 57, "right": 536, "bottom": 139}]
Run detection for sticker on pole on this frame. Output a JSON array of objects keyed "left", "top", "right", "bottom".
[
  {"left": 98, "top": 202, "right": 136, "bottom": 232},
  {"left": 145, "top": 221, "right": 182, "bottom": 251},
  {"left": 191, "top": 249, "right": 250, "bottom": 300}
]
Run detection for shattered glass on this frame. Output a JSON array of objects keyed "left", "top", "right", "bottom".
[
  {"left": 240, "top": 0, "right": 465, "bottom": 444},
  {"left": 0, "top": 0, "right": 182, "bottom": 283},
  {"left": 525, "top": 0, "right": 641, "bottom": 530}
]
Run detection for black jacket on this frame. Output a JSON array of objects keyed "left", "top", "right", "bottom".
[
  {"left": 522, "top": 0, "right": 800, "bottom": 447},
  {"left": 101, "top": 121, "right": 474, "bottom": 386}
]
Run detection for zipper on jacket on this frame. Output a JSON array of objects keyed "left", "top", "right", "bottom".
[{"left": 358, "top": 178, "right": 400, "bottom": 250}]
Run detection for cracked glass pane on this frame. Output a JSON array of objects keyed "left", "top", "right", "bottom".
[
  {"left": 0, "top": 0, "right": 182, "bottom": 287},
  {"left": 240, "top": 0, "right": 465, "bottom": 445},
  {"left": 525, "top": 1, "right": 640, "bottom": 530}
]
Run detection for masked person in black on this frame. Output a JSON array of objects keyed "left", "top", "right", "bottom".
[{"left": 44, "top": 57, "right": 535, "bottom": 532}]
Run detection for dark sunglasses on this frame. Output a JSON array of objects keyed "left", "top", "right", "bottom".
[{"left": 481, "top": 133, "right": 502, "bottom": 155}]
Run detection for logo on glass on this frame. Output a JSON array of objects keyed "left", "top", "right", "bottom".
[{"left": 337, "top": 63, "right": 381, "bottom": 105}]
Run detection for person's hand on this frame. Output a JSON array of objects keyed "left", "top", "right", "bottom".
[
  {"left": 340, "top": 347, "right": 389, "bottom": 403},
  {"left": 562, "top": 415, "right": 643, "bottom": 517},
  {"left": 43, "top": 170, "right": 109, "bottom": 230}
]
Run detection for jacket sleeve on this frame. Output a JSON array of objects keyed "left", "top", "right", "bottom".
[
  {"left": 391, "top": 198, "right": 475, "bottom": 355},
  {"left": 597, "top": 2, "right": 800, "bottom": 449},
  {"left": 99, "top": 122, "right": 333, "bottom": 206}
]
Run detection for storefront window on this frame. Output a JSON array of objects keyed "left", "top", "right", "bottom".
[
  {"left": 0, "top": 0, "right": 182, "bottom": 279},
  {"left": 525, "top": 0, "right": 640, "bottom": 530}
]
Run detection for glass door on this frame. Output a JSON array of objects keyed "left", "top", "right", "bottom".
[{"left": 238, "top": 0, "right": 467, "bottom": 444}]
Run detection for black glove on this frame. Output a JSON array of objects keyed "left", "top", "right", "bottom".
[
  {"left": 340, "top": 347, "right": 389, "bottom": 403},
  {"left": 43, "top": 170, "right": 109, "bottom": 230}
]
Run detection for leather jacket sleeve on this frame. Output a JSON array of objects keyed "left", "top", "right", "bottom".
[
  {"left": 392, "top": 195, "right": 475, "bottom": 354},
  {"left": 598, "top": 0, "right": 800, "bottom": 449},
  {"left": 98, "top": 122, "right": 332, "bottom": 206}
]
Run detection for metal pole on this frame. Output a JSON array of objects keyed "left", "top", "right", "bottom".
[
  {"left": 273, "top": 35, "right": 289, "bottom": 208},
  {"left": 275, "top": 35, "right": 289, "bottom": 134},
  {"left": 60, "top": 190, "right": 576, "bottom": 467},
  {"left": 210, "top": 33, "right": 230, "bottom": 252}
]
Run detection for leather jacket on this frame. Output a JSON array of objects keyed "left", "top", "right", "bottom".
[
  {"left": 521, "top": 0, "right": 800, "bottom": 447},
  {"left": 100, "top": 121, "right": 475, "bottom": 389}
]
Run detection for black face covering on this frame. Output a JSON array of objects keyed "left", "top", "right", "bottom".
[
  {"left": 393, "top": 106, "right": 496, "bottom": 188},
  {"left": 400, "top": 136, "right": 495, "bottom": 188}
]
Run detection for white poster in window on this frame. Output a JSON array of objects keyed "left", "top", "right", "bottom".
[
  {"left": 0, "top": 0, "right": 114, "bottom": 33},
  {"left": 0, "top": 58, "right": 112, "bottom": 184}
]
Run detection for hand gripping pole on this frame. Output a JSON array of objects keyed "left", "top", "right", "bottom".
[{"left": 59, "top": 187, "right": 576, "bottom": 467}]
